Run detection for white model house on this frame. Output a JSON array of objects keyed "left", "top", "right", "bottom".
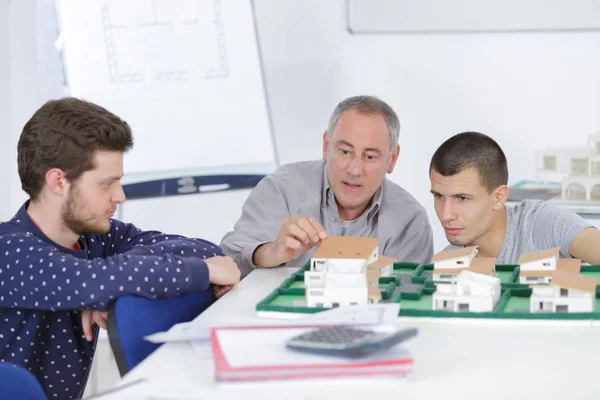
[
  {"left": 530, "top": 270, "right": 597, "bottom": 313},
  {"left": 367, "top": 255, "right": 397, "bottom": 277},
  {"left": 518, "top": 247, "right": 580, "bottom": 284},
  {"left": 431, "top": 246, "right": 479, "bottom": 282},
  {"left": 432, "top": 270, "right": 502, "bottom": 312},
  {"left": 305, "top": 236, "right": 379, "bottom": 308},
  {"left": 431, "top": 246, "right": 478, "bottom": 282},
  {"left": 433, "top": 256, "right": 497, "bottom": 283}
]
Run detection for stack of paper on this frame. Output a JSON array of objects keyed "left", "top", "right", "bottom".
[{"left": 210, "top": 325, "right": 413, "bottom": 382}]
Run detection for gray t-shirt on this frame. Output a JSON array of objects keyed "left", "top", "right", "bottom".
[
  {"left": 340, "top": 217, "right": 359, "bottom": 236},
  {"left": 445, "top": 200, "right": 591, "bottom": 264}
]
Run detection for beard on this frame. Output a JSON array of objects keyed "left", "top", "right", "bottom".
[{"left": 62, "top": 186, "right": 111, "bottom": 235}]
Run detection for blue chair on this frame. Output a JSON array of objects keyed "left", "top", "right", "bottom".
[
  {"left": 0, "top": 362, "right": 48, "bottom": 399},
  {"left": 107, "top": 290, "right": 216, "bottom": 376}
]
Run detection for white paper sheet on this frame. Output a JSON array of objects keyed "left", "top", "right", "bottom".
[
  {"left": 144, "top": 304, "right": 401, "bottom": 343},
  {"left": 215, "top": 325, "right": 411, "bottom": 369}
]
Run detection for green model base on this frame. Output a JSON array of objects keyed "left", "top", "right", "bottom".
[{"left": 255, "top": 262, "right": 600, "bottom": 320}]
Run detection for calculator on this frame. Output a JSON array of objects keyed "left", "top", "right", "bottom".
[{"left": 286, "top": 326, "right": 418, "bottom": 358}]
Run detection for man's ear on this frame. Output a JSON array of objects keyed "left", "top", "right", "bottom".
[
  {"left": 387, "top": 144, "right": 400, "bottom": 174},
  {"left": 493, "top": 185, "right": 509, "bottom": 209},
  {"left": 322, "top": 131, "right": 329, "bottom": 160},
  {"left": 45, "top": 168, "right": 69, "bottom": 196}
]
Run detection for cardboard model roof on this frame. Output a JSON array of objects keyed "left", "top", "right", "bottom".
[
  {"left": 517, "top": 247, "right": 560, "bottom": 265},
  {"left": 550, "top": 270, "right": 597, "bottom": 293},
  {"left": 520, "top": 258, "right": 581, "bottom": 277},
  {"left": 367, "top": 255, "right": 397, "bottom": 270},
  {"left": 433, "top": 257, "right": 496, "bottom": 276},
  {"left": 431, "top": 246, "right": 478, "bottom": 263},
  {"left": 467, "top": 257, "right": 497, "bottom": 275},
  {"left": 366, "top": 268, "right": 382, "bottom": 285},
  {"left": 368, "top": 285, "right": 382, "bottom": 301},
  {"left": 312, "top": 236, "right": 378, "bottom": 260},
  {"left": 556, "top": 258, "right": 581, "bottom": 272}
]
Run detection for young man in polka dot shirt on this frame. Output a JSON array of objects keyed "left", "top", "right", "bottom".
[{"left": 0, "top": 98, "right": 241, "bottom": 399}]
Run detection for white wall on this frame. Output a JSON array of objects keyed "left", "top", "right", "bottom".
[
  {"left": 4, "top": 0, "right": 600, "bottom": 251},
  {"left": 1, "top": 0, "right": 66, "bottom": 221},
  {"left": 253, "top": 0, "right": 600, "bottom": 251},
  {"left": 0, "top": 0, "right": 10, "bottom": 218},
  {"left": 3, "top": 0, "right": 44, "bottom": 220}
]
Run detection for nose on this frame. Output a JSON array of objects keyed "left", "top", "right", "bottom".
[
  {"left": 346, "top": 156, "right": 363, "bottom": 177},
  {"left": 440, "top": 200, "right": 456, "bottom": 223},
  {"left": 112, "top": 183, "right": 127, "bottom": 204}
]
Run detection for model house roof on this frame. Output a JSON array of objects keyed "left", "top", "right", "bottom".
[
  {"left": 367, "top": 255, "right": 396, "bottom": 270},
  {"left": 468, "top": 257, "right": 496, "bottom": 275},
  {"left": 550, "top": 270, "right": 597, "bottom": 293},
  {"left": 366, "top": 268, "right": 382, "bottom": 285},
  {"left": 368, "top": 285, "right": 382, "bottom": 302},
  {"left": 433, "top": 257, "right": 496, "bottom": 276},
  {"left": 519, "top": 258, "right": 581, "bottom": 277},
  {"left": 556, "top": 258, "right": 581, "bottom": 273},
  {"left": 431, "top": 246, "right": 478, "bottom": 263},
  {"left": 517, "top": 247, "right": 560, "bottom": 265},
  {"left": 312, "top": 236, "right": 378, "bottom": 260}
]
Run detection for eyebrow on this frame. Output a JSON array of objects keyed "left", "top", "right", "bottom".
[
  {"left": 336, "top": 140, "right": 382, "bottom": 154},
  {"left": 102, "top": 175, "right": 123, "bottom": 182},
  {"left": 430, "top": 190, "right": 472, "bottom": 197}
]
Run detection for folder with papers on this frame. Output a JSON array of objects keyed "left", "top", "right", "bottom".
[{"left": 211, "top": 325, "right": 414, "bottom": 382}]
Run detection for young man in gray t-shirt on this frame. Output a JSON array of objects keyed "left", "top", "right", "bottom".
[{"left": 428, "top": 131, "right": 600, "bottom": 264}]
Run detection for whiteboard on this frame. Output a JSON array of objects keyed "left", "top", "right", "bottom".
[
  {"left": 347, "top": 0, "right": 600, "bottom": 33},
  {"left": 56, "top": 0, "right": 276, "bottom": 175}
]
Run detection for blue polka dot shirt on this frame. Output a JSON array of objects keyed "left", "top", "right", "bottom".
[{"left": 0, "top": 202, "right": 222, "bottom": 399}]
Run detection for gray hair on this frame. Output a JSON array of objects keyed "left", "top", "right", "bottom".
[{"left": 326, "top": 95, "right": 400, "bottom": 153}]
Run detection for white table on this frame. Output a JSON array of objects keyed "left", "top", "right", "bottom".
[{"left": 117, "top": 267, "right": 600, "bottom": 400}]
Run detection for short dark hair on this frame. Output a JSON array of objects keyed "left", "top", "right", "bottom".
[
  {"left": 429, "top": 131, "right": 508, "bottom": 192},
  {"left": 18, "top": 97, "right": 134, "bottom": 201}
]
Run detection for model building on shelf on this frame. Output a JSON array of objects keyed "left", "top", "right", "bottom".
[
  {"left": 530, "top": 269, "right": 597, "bottom": 313},
  {"left": 536, "top": 130, "right": 600, "bottom": 202},
  {"left": 432, "top": 269, "right": 501, "bottom": 312},
  {"left": 305, "top": 236, "right": 392, "bottom": 308},
  {"left": 518, "top": 248, "right": 581, "bottom": 284}
]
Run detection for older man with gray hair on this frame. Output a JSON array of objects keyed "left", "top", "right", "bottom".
[{"left": 221, "top": 95, "right": 433, "bottom": 277}]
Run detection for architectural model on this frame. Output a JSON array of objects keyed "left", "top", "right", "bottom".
[
  {"left": 432, "top": 270, "right": 501, "bottom": 312},
  {"left": 530, "top": 269, "right": 597, "bottom": 313},
  {"left": 367, "top": 255, "right": 397, "bottom": 277},
  {"left": 431, "top": 246, "right": 479, "bottom": 282},
  {"left": 536, "top": 130, "right": 600, "bottom": 202},
  {"left": 366, "top": 269, "right": 383, "bottom": 304},
  {"left": 518, "top": 248, "right": 580, "bottom": 284},
  {"left": 305, "top": 236, "right": 393, "bottom": 308}
]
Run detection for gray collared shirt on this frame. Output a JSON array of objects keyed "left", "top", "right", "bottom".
[{"left": 221, "top": 160, "right": 434, "bottom": 277}]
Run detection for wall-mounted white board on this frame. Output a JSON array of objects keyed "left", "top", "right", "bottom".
[
  {"left": 57, "top": 0, "right": 276, "bottom": 175},
  {"left": 347, "top": 0, "right": 600, "bottom": 33}
]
